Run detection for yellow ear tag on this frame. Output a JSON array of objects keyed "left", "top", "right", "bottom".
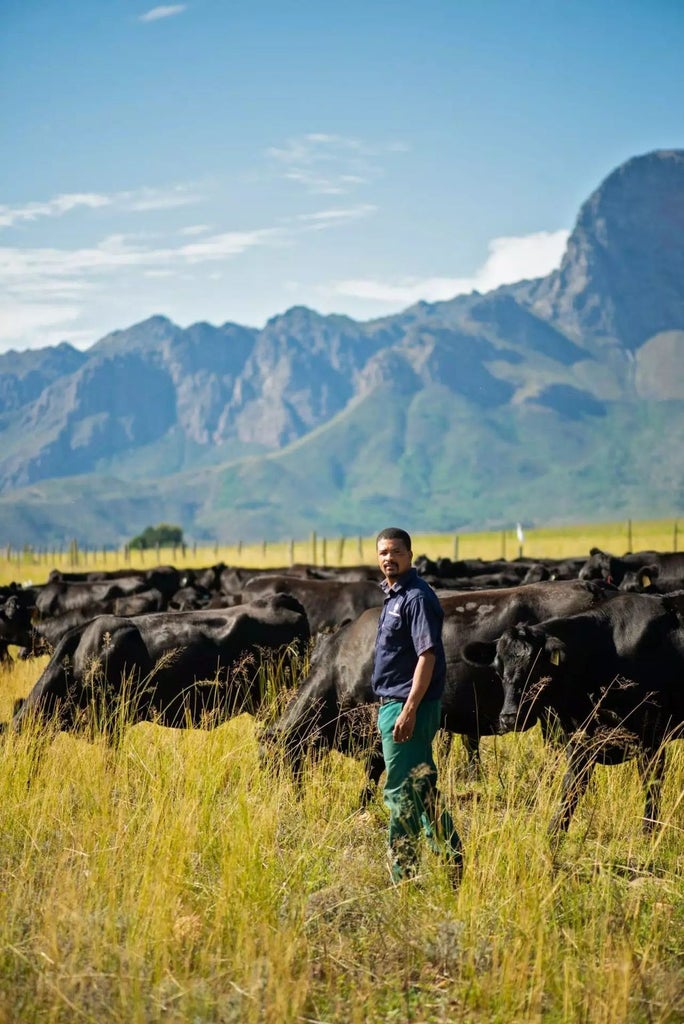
[
  {"left": 550, "top": 649, "right": 560, "bottom": 666},
  {"left": 642, "top": 574, "right": 651, "bottom": 587}
]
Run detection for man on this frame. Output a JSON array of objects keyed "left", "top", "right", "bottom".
[{"left": 372, "top": 527, "right": 463, "bottom": 884}]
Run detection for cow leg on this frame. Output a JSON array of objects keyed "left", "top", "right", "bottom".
[
  {"left": 637, "top": 746, "right": 666, "bottom": 832},
  {"left": 549, "top": 743, "right": 595, "bottom": 839}
]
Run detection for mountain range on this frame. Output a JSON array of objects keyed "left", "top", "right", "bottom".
[{"left": 1, "top": 149, "right": 683, "bottom": 547}]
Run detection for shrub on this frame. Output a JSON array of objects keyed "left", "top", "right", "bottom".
[{"left": 129, "top": 523, "right": 184, "bottom": 550}]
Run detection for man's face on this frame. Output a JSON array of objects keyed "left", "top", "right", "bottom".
[{"left": 377, "top": 537, "right": 412, "bottom": 583}]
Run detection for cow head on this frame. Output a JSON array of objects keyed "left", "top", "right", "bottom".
[
  {"left": 578, "top": 548, "right": 614, "bottom": 582},
  {"left": 0, "top": 592, "right": 35, "bottom": 645},
  {"left": 464, "top": 624, "right": 565, "bottom": 733},
  {"left": 619, "top": 565, "right": 659, "bottom": 593}
]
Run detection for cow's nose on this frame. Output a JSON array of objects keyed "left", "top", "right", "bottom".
[{"left": 498, "top": 712, "right": 518, "bottom": 733}]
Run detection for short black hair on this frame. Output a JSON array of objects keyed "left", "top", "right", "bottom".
[{"left": 376, "top": 527, "right": 412, "bottom": 551}]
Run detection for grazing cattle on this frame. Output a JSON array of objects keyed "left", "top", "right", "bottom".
[
  {"left": 4, "top": 594, "right": 310, "bottom": 737},
  {"left": 15, "top": 589, "right": 167, "bottom": 657},
  {"left": 578, "top": 547, "right": 684, "bottom": 585},
  {"left": 262, "top": 580, "right": 618, "bottom": 798},
  {"left": 241, "top": 575, "right": 384, "bottom": 634},
  {"left": 463, "top": 592, "right": 684, "bottom": 837},
  {"left": 618, "top": 564, "right": 684, "bottom": 594},
  {"left": 35, "top": 569, "right": 181, "bottom": 618},
  {"left": 0, "top": 586, "right": 41, "bottom": 651}
]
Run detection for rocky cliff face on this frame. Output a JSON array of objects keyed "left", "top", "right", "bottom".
[{"left": 530, "top": 150, "right": 684, "bottom": 354}]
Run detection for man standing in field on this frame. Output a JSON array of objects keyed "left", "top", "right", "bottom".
[{"left": 372, "top": 527, "right": 463, "bottom": 884}]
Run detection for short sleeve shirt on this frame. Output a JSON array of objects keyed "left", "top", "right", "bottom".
[{"left": 371, "top": 568, "right": 446, "bottom": 701}]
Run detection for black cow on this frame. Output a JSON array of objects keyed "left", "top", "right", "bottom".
[
  {"left": 241, "top": 575, "right": 384, "bottom": 634},
  {"left": 35, "top": 569, "right": 180, "bottom": 618},
  {"left": 463, "top": 592, "right": 684, "bottom": 837},
  {"left": 262, "top": 580, "right": 618, "bottom": 799},
  {"left": 618, "top": 564, "right": 684, "bottom": 594},
  {"left": 578, "top": 547, "right": 684, "bottom": 585},
  {"left": 4, "top": 594, "right": 310, "bottom": 737}
]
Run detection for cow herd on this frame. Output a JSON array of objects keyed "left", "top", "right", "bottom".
[{"left": 1, "top": 546, "right": 683, "bottom": 841}]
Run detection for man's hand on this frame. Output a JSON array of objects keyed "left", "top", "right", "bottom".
[
  {"left": 393, "top": 704, "right": 417, "bottom": 742},
  {"left": 393, "top": 649, "right": 435, "bottom": 742}
]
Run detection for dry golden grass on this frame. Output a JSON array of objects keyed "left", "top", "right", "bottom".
[
  {"left": 0, "top": 653, "right": 682, "bottom": 1022},
  {"left": 1, "top": 516, "right": 680, "bottom": 586},
  {"left": 0, "top": 518, "right": 682, "bottom": 1020}
]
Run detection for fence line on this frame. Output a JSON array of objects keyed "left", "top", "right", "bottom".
[{"left": 0, "top": 519, "right": 679, "bottom": 575}]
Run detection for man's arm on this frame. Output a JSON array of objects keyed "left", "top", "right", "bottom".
[{"left": 392, "top": 649, "right": 435, "bottom": 742}]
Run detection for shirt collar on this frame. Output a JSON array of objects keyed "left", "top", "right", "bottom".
[{"left": 380, "top": 566, "right": 418, "bottom": 595}]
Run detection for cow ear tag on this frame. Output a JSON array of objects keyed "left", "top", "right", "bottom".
[
  {"left": 642, "top": 574, "right": 651, "bottom": 587},
  {"left": 550, "top": 649, "right": 560, "bottom": 666}
]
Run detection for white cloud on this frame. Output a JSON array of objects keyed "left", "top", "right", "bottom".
[
  {"left": 179, "top": 223, "right": 212, "bottom": 236},
  {"left": 295, "top": 204, "right": 377, "bottom": 230},
  {"left": 267, "top": 133, "right": 405, "bottom": 195},
  {"left": 0, "top": 302, "right": 81, "bottom": 342},
  {"left": 0, "top": 193, "right": 112, "bottom": 229},
  {"left": 0, "top": 184, "right": 203, "bottom": 232},
  {"left": 138, "top": 5, "right": 187, "bottom": 23},
  {"left": 332, "top": 229, "right": 570, "bottom": 306}
]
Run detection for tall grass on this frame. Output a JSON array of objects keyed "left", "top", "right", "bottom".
[{"left": 0, "top": 650, "right": 682, "bottom": 1022}]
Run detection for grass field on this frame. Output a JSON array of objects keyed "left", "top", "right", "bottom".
[
  {"left": 1, "top": 516, "right": 681, "bottom": 587},
  {"left": 0, "top": 518, "right": 682, "bottom": 1021}
]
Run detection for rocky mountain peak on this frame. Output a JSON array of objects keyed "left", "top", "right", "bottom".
[{"left": 530, "top": 149, "right": 684, "bottom": 352}]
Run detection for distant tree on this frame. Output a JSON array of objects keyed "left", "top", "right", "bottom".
[{"left": 129, "top": 523, "right": 184, "bottom": 550}]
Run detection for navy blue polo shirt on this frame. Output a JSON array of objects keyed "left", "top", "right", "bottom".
[{"left": 371, "top": 568, "right": 446, "bottom": 702}]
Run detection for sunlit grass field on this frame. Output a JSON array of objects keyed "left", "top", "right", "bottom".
[
  {"left": 0, "top": 518, "right": 682, "bottom": 1021},
  {"left": 1, "top": 516, "right": 681, "bottom": 587}
]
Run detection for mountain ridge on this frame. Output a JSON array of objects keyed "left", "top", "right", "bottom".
[{"left": 1, "top": 148, "right": 683, "bottom": 545}]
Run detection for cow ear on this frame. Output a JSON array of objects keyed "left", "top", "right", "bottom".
[
  {"left": 589, "top": 547, "right": 603, "bottom": 556},
  {"left": 640, "top": 564, "right": 659, "bottom": 586},
  {"left": 544, "top": 637, "right": 566, "bottom": 666},
  {"left": 462, "top": 640, "right": 497, "bottom": 667}
]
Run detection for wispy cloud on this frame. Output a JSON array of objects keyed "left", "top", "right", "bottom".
[
  {"left": 138, "top": 5, "right": 187, "bottom": 23},
  {"left": 0, "top": 184, "right": 203, "bottom": 231},
  {"left": 267, "top": 133, "right": 407, "bottom": 195},
  {"left": 295, "top": 204, "right": 377, "bottom": 230},
  {"left": 331, "top": 230, "right": 570, "bottom": 306},
  {"left": 0, "top": 193, "right": 112, "bottom": 229}
]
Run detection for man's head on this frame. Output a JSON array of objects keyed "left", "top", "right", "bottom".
[{"left": 376, "top": 527, "right": 413, "bottom": 583}]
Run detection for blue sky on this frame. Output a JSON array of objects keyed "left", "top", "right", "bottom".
[{"left": 1, "top": 0, "right": 682, "bottom": 352}]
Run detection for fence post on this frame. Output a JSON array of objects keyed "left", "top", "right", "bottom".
[
  {"left": 357, "top": 536, "right": 363, "bottom": 561},
  {"left": 311, "top": 531, "right": 317, "bottom": 566},
  {"left": 262, "top": 539, "right": 267, "bottom": 560},
  {"left": 337, "top": 536, "right": 345, "bottom": 565},
  {"left": 289, "top": 539, "right": 295, "bottom": 566},
  {"left": 321, "top": 537, "right": 327, "bottom": 566}
]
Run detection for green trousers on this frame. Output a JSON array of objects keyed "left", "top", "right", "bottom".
[{"left": 378, "top": 699, "right": 463, "bottom": 882}]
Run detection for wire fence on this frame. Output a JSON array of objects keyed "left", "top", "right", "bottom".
[{"left": 1, "top": 518, "right": 679, "bottom": 578}]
